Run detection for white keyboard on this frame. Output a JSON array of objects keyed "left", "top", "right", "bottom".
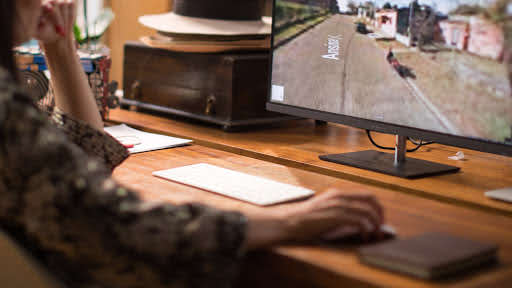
[{"left": 152, "top": 163, "right": 315, "bottom": 206}]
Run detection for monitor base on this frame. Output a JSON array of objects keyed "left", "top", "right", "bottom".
[{"left": 320, "top": 150, "right": 460, "bottom": 179}]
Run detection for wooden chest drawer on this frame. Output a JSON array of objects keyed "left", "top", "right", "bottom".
[{"left": 122, "top": 42, "right": 290, "bottom": 130}]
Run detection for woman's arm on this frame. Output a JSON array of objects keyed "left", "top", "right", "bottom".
[
  {"left": 38, "top": 0, "right": 103, "bottom": 131},
  {"left": 0, "top": 82, "right": 246, "bottom": 287},
  {"left": 0, "top": 76, "right": 383, "bottom": 287},
  {"left": 47, "top": 108, "right": 130, "bottom": 170}
]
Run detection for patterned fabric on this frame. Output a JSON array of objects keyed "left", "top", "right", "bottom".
[
  {"left": 0, "top": 67, "right": 247, "bottom": 288},
  {"left": 45, "top": 106, "right": 129, "bottom": 170}
]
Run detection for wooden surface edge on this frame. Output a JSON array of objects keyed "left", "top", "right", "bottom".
[{"left": 105, "top": 117, "right": 512, "bottom": 218}]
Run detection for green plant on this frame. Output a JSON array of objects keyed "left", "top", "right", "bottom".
[
  {"left": 75, "top": 3, "right": 115, "bottom": 45},
  {"left": 73, "top": 24, "right": 84, "bottom": 44}
]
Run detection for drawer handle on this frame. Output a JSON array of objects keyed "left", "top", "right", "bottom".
[
  {"left": 205, "top": 95, "right": 216, "bottom": 115},
  {"left": 130, "top": 80, "right": 141, "bottom": 100}
]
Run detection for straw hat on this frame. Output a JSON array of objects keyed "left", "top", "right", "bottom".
[{"left": 139, "top": 0, "right": 272, "bottom": 36}]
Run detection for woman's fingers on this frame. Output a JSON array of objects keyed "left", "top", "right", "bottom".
[
  {"left": 44, "top": 1, "right": 65, "bottom": 36},
  {"left": 69, "top": 0, "right": 77, "bottom": 29},
  {"left": 340, "top": 194, "right": 384, "bottom": 224},
  {"left": 38, "top": 0, "right": 77, "bottom": 44},
  {"left": 342, "top": 201, "right": 381, "bottom": 232},
  {"left": 322, "top": 189, "right": 384, "bottom": 224},
  {"left": 37, "top": 5, "right": 58, "bottom": 42},
  {"left": 325, "top": 200, "right": 381, "bottom": 236},
  {"left": 316, "top": 189, "right": 385, "bottom": 238},
  {"left": 321, "top": 225, "right": 359, "bottom": 240},
  {"left": 61, "top": 0, "right": 76, "bottom": 31},
  {"left": 48, "top": 1, "right": 67, "bottom": 37},
  {"left": 45, "top": 0, "right": 76, "bottom": 37},
  {"left": 59, "top": 1, "right": 70, "bottom": 32},
  {"left": 324, "top": 213, "right": 372, "bottom": 241},
  {"left": 284, "top": 188, "right": 385, "bottom": 243}
]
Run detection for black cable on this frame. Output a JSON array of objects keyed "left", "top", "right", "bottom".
[
  {"left": 366, "top": 130, "right": 435, "bottom": 153},
  {"left": 366, "top": 130, "right": 394, "bottom": 150},
  {"left": 406, "top": 141, "right": 423, "bottom": 153},
  {"left": 408, "top": 137, "right": 435, "bottom": 146}
]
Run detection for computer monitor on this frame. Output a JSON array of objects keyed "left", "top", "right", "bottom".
[{"left": 267, "top": 0, "right": 512, "bottom": 178}]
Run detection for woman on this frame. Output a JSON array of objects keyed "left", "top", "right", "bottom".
[{"left": 0, "top": 1, "right": 384, "bottom": 287}]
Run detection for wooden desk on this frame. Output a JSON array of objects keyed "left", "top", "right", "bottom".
[
  {"left": 113, "top": 145, "right": 512, "bottom": 288},
  {"left": 107, "top": 109, "right": 512, "bottom": 216}
]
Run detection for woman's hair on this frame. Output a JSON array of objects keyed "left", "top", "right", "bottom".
[{"left": 0, "top": 0, "right": 16, "bottom": 76}]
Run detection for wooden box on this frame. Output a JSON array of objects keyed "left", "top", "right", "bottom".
[{"left": 122, "top": 42, "right": 291, "bottom": 131}]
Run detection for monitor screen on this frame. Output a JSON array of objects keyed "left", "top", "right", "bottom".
[{"left": 270, "top": 0, "right": 512, "bottom": 152}]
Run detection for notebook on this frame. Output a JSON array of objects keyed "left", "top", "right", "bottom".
[
  {"left": 104, "top": 124, "right": 192, "bottom": 154},
  {"left": 358, "top": 232, "right": 498, "bottom": 280}
]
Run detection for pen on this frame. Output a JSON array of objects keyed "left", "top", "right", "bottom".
[{"left": 116, "top": 135, "right": 141, "bottom": 149}]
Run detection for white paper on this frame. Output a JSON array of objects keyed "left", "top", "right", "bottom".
[
  {"left": 104, "top": 124, "right": 192, "bottom": 154},
  {"left": 448, "top": 151, "right": 465, "bottom": 161}
]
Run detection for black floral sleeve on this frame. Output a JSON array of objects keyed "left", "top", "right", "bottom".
[
  {"left": 0, "top": 69, "right": 247, "bottom": 288},
  {"left": 44, "top": 106, "right": 129, "bottom": 170}
]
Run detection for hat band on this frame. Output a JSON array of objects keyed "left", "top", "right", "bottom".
[{"left": 173, "top": 0, "right": 263, "bottom": 21}]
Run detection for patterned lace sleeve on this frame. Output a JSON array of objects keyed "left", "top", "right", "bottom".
[
  {"left": 43, "top": 106, "right": 129, "bottom": 170},
  {"left": 0, "top": 71, "right": 247, "bottom": 288}
]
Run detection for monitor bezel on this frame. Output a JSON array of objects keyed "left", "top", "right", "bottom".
[{"left": 266, "top": 0, "right": 512, "bottom": 157}]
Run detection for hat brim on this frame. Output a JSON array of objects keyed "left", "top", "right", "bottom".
[
  {"left": 139, "top": 12, "right": 272, "bottom": 36},
  {"left": 140, "top": 35, "right": 270, "bottom": 53}
]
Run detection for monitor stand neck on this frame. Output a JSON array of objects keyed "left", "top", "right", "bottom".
[
  {"left": 394, "top": 135, "right": 407, "bottom": 167},
  {"left": 319, "top": 134, "right": 460, "bottom": 179}
]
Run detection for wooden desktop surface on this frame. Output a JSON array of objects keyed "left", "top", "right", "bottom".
[
  {"left": 112, "top": 145, "right": 512, "bottom": 288},
  {"left": 107, "top": 108, "right": 512, "bottom": 216}
]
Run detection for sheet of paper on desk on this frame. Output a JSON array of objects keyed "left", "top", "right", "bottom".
[{"left": 104, "top": 124, "right": 192, "bottom": 154}]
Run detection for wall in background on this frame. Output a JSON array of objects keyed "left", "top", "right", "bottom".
[{"left": 105, "top": 0, "right": 172, "bottom": 89}]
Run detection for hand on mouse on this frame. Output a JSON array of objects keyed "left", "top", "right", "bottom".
[
  {"left": 283, "top": 189, "right": 384, "bottom": 242},
  {"left": 245, "top": 189, "right": 385, "bottom": 248}
]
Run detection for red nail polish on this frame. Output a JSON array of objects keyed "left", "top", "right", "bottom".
[{"left": 56, "top": 25, "right": 66, "bottom": 37}]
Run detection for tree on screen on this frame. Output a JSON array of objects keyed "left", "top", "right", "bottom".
[
  {"left": 347, "top": 1, "right": 358, "bottom": 15},
  {"left": 329, "top": 0, "right": 340, "bottom": 14}
]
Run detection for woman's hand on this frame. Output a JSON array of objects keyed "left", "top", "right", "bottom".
[
  {"left": 37, "top": 0, "right": 76, "bottom": 49},
  {"left": 283, "top": 189, "right": 384, "bottom": 242},
  {"left": 246, "top": 189, "right": 385, "bottom": 249},
  {"left": 35, "top": 0, "right": 103, "bottom": 130}
]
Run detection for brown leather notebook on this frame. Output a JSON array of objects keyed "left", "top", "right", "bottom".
[{"left": 358, "top": 232, "right": 498, "bottom": 279}]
